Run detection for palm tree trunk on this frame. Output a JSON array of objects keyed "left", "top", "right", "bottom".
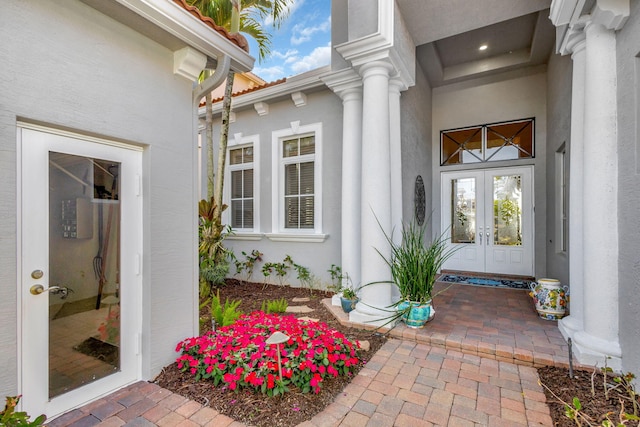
[{"left": 213, "top": 70, "right": 235, "bottom": 246}]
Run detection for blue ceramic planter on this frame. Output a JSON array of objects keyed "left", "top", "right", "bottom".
[
  {"left": 397, "top": 300, "right": 432, "bottom": 328},
  {"left": 340, "top": 297, "right": 359, "bottom": 313}
]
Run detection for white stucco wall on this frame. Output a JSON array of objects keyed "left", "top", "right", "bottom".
[
  {"left": 431, "top": 68, "right": 548, "bottom": 277},
  {"left": 616, "top": 0, "right": 640, "bottom": 378},
  {"left": 0, "top": 0, "right": 200, "bottom": 395},
  {"left": 208, "top": 89, "right": 344, "bottom": 287},
  {"left": 545, "top": 52, "right": 572, "bottom": 285},
  {"left": 400, "top": 64, "right": 434, "bottom": 227}
]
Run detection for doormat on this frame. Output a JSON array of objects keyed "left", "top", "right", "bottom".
[
  {"left": 73, "top": 337, "right": 119, "bottom": 367},
  {"left": 438, "top": 274, "right": 533, "bottom": 290}
]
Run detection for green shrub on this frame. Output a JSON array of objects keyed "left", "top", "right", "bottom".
[
  {"left": 1, "top": 396, "right": 46, "bottom": 426},
  {"left": 261, "top": 298, "right": 288, "bottom": 314},
  {"left": 210, "top": 290, "right": 242, "bottom": 328}
]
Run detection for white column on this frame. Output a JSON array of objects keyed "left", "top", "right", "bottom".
[
  {"left": 350, "top": 61, "right": 394, "bottom": 326},
  {"left": 559, "top": 37, "right": 586, "bottom": 339},
  {"left": 340, "top": 88, "right": 363, "bottom": 289},
  {"left": 389, "top": 78, "right": 403, "bottom": 243},
  {"left": 574, "top": 20, "right": 621, "bottom": 368},
  {"left": 388, "top": 78, "right": 403, "bottom": 304}
]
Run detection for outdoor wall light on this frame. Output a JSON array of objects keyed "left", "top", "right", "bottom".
[
  {"left": 479, "top": 44, "right": 488, "bottom": 51},
  {"left": 266, "top": 331, "right": 290, "bottom": 380}
]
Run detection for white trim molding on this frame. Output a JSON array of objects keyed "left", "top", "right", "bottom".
[
  {"left": 223, "top": 133, "right": 260, "bottom": 233},
  {"left": 271, "top": 121, "right": 324, "bottom": 238}
]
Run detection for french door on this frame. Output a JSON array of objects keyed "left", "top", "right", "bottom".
[
  {"left": 441, "top": 166, "right": 534, "bottom": 276},
  {"left": 19, "top": 125, "right": 142, "bottom": 418}
]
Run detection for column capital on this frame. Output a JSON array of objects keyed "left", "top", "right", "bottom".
[
  {"left": 321, "top": 68, "right": 362, "bottom": 100},
  {"left": 358, "top": 60, "right": 394, "bottom": 80},
  {"left": 591, "top": 0, "right": 630, "bottom": 31},
  {"left": 552, "top": 0, "right": 628, "bottom": 56}
]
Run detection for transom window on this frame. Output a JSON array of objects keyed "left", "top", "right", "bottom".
[
  {"left": 283, "top": 136, "right": 315, "bottom": 229},
  {"left": 229, "top": 146, "right": 254, "bottom": 230},
  {"left": 441, "top": 118, "right": 534, "bottom": 166}
]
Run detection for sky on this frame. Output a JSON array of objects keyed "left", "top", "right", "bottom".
[{"left": 246, "top": 0, "right": 332, "bottom": 82}]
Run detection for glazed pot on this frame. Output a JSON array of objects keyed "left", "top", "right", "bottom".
[
  {"left": 340, "top": 296, "right": 359, "bottom": 313},
  {"left": 397, "top": 300, "right": 433, "bottom": 328},
  {"left": 529, "top": 278, "right": 568, "bottom": 321}
]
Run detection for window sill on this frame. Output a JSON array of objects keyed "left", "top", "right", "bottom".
[
  {"left": 264, "top": 233, "right": 329, "bottom": 243},
  {"left": 227, "top": 232, "right": 264, "bottom": 241}
]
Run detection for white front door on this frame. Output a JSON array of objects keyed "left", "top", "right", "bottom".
[
  {"left": 19, "top": 126, "right": 142, "bottom": 419},
  {"left": 441, "top": 166, "right": 534, "bottom": 276}
]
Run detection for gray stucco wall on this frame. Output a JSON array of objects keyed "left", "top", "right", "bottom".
[
  {"left": 545, "top": 52, "right": 572, "bottom": 285},
  {"left": 401, "top": 64, "right": 434, "bottom": 228},
  {"left": 348, "top": 0, "right": 379, "bottom": 40},
  {"left": 210, "top": 89, "right": 344, "bottom": 287},
  {"left": 431, "top": 68, "right": 548, "bottom": 277},
  {"left": 0, "top": 0, "right": 199, "bottom": 395},
  {"left": 616, "top": 0, "right": 640, "bottom": 377}
]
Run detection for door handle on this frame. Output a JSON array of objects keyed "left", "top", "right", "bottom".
[
  {"left": 30, "top": 284, "right": 71, "bottom": 299},
  {"left": 479, "top": 232, "right": 483, "bottom": 245},
  {"left": 486, "top": 231, "right": 490, "bottom": 244}
]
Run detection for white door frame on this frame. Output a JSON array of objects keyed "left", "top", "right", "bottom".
[
  {"left": 17, "top": 124, "right": 143, "bottom": 419},
  {"left": 441, "top": 165, "right": 534, "bottom": 276}
]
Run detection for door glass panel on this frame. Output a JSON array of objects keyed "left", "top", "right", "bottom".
[
  {"left": 49, "top": 152, "right": 121, "bottom": 398},
  {"left": 492, "top": 175, "right": 522, "bottom": 246},
  {"left": 451, "top": 178, "right": 476, "bottom": 243}
]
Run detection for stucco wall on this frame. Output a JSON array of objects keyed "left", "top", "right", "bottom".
[
  {"left": 616, "top": 0, "right": 640, "bottom": 378},
  {"left": 401, "top": 64, "right": 434, "bottom": 228},
  {"left": 431, "top": 68, "right": 548, "bottom": 277},
  {"left": 545, "top": 52, "right": 572, "bottom": 285},
  {"left": 348, "top": 0, "right": 379, "bottom": 40},
  {"left": 0, "top": 0, "right": 199, "bottom": 395},
  {"left": 210, "top": 90, "right": 344, "bottom": 287}
]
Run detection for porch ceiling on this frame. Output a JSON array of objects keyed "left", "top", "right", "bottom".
[{"left": 396, "top": 0, "right": 555, "bottom": 87}]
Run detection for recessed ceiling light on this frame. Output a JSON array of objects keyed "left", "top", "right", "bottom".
[{"left": 479, "top": 44, "right": 488, "bottom": 51}]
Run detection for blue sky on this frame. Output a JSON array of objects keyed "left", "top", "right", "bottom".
[{"left": 246, "top": 0, "right": 331, "bottom": 82}]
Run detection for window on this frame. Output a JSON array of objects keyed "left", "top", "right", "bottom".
[
  {"left": 224, "top": 135, "right": 259, "bottom": 235},
  {"left": 270, "top": 122, "right": 325, "bottom": 241},
  {"left": 441, "top": 118, "right": 534, "bottom": 166},
  {"left": 283, "top": 136, "right": 315, "bottom": 229}
]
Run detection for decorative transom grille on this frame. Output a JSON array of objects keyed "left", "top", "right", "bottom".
[{"left": 441, "top": 118, "right": 534, "bottom": 166}]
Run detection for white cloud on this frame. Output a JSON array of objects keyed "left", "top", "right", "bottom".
[
  {"left": 270, "top": 48, "right": 298, "bottom": 60},
  {"left": 290, "top": 16, "right": 331, "bottom": 46},
  {"left": 290, "top": 43, "right": 331, "bottom": 74},
  {"left": 252, "top": 65, "right": 286, "bottom": 81}
]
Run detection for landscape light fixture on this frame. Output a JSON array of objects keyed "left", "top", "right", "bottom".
[{"left": 266, "top": 331, "right": 290, "bottom": 380}]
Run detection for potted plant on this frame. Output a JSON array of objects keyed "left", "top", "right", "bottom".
[
  {"left": 380, "top": 221, "right": 457, "bottom": 328},
  {"left": 340, "top": 284, "right": 359, "bottom": 313}
]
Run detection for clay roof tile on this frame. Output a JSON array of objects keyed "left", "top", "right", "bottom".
[{"left": 173, "top": 0, "right": 250, "bottom": 52}]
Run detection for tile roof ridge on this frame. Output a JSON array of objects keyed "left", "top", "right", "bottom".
[
  {"left": 202, "top": 77, "right": 288, "bottom": 106},
  {"left": 173, "top": 0, "right": 249, "bottom": 52}
]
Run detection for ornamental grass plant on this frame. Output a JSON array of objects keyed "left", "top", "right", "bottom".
[{"left": 380, "top": 221, "right": 457, "bottom": 305}]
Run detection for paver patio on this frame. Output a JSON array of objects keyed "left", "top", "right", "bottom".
[{"left": 48, "top": 282, "right": 568, "bottom": 426}]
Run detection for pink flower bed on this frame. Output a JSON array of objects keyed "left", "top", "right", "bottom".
[{"left": 176, "top": 312, "right": 361, "bottom": 395}]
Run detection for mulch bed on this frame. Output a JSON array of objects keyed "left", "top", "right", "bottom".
[
  {"left": 538, "top": 366, "right": 640, "bottom": 426},
  {"left": 154, "top": 279, "right": 387, "bottom": 427}
]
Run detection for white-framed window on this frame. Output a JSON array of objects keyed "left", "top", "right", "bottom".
[
  {"left": 269, "top": 122, "right": 326, "bottom": 242},
  {"left": 224, "top": 134, "right": 260, "bottom": 236},
  {"left": 555, "top": 143, "right": 567, "bottom": 253}
]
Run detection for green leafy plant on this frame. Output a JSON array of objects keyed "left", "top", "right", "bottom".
[
  {"left": 198, "top": 197, "right": 230, "bottom": 298},
  {"left": 327, "top": 264, "right": 344, "bottom": 293},
  {"left": 261, "top": 298, "right": 288, "bottom": 314},
  {"left": 230, "top": 249, "right": 263, "bottom": 281},
  {"left": 292, "top": 261, "right": 312, "bottom": 288},
  {"left": 1, "top": 396, "right": 46, "bottom": 426},
  {"left": 210, "top": 289, "right": 242, "bottom": 328}
]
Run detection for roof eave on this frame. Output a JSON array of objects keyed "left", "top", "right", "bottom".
[{"left": 113, "top": 0, "right": 254, "bottom": 73}]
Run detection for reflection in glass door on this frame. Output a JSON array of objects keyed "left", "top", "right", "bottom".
[
  {"left": 49, "top": 153, "right": 121, "bottom": 398},
  {"left": 442, "top": 166, "right": 533, "bottom": 276}
]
